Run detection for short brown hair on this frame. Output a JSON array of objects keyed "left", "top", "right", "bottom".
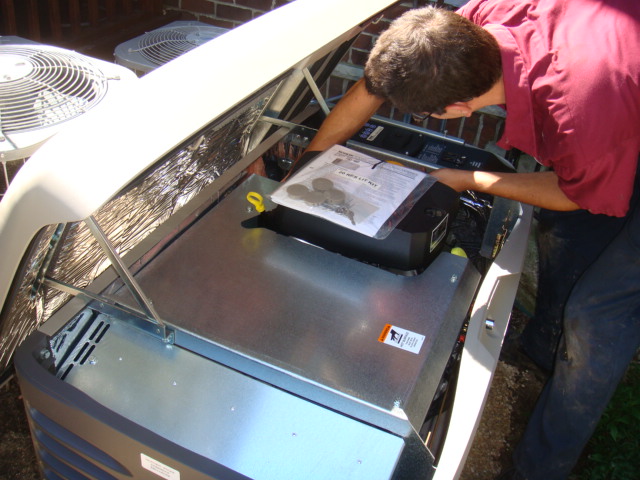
[{"left": 364, "top": 6, "right": 502, "bottom": 114}]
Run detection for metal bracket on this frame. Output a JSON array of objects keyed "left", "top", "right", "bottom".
[
  {"left": 30, "top": 223, "right": 66, "bottom": 299},
  {"left": 42, "top": 277, "right": 174, "bottom": 343},
  {"left": 84, "top": 216, "right": 172, "bottom": 342},
  {"left": 258, "top": 116, "right": 301, "bottom": 130},
  {"left": 301, "top": 66, "right": 331, "bottom": 116}
]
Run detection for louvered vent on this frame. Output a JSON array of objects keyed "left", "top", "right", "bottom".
[
  {"left": 0, "top": 41, "right": 137, "bottom": 198},
  {"left": 27, "top": 407, "right": 132, "bottom": 478},
  {"left": 50, "top": 309, "right": 112, "bottom": 382},
  {"left": 114, "top": 21, "right": 228, "bottom": 75}
]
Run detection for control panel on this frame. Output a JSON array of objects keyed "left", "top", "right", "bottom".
[{"left": 347, "top": 119, "right": 514, "bottom": 173}]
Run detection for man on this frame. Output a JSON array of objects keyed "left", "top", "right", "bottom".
[{"left": 304, "top": 2, "right": 640, "bottom": 479}]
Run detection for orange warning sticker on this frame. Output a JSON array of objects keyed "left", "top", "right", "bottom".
[
  {"left": 378, "top": 324, "right": 425, "bottom": 354},
  {"left": 378, "top": 324, "right": 392, "bottom": 342}
]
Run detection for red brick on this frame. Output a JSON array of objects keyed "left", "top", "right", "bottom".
[
  {"left": 476, "top": 115, "right": 505, "bottom": 147},
  {"left": 424, "top": 117, "right": 441, "bottom": 132},
  {"left": 363, "top": 18, "right": 391, "bottom": 36},
  {"left": 383, "top": 2, "right": 412, "bottom": 20},
  {"left": 377, "top": 103, "right": 395, "bottom": 118},
  {"left": 325, "top": 77, "right": 343, "bottom": 99},
  {"left": 182, "top": 0, "right": 215, "bottom": 15},
  {"left": 326, "top": 76, "right": 356, "bottom": 99},
  {"left": 236, "top": 0, "right": 273, "bottom": 11},
  {"left": 217, "top": 3, "right": 254, "bottom": 22},
  {"left": 391, "top": 110, "right": 406, "bottom": 122},
  {"left": 353, "top": 32, "right": 374, "bottom": 50},
  {"left": 350, "top": 49, "right": 370, "bottom": 67},
  {"left": 251, "top": 10, "right": 265, "bottom": 20},
  {"left": 363, "top": 2, "right": 417, "bottom": 36},
  {"left": 198, "top": 16, "right": 235, "bottom": 29}
]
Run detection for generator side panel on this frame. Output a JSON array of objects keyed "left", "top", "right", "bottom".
[
  {"left": 15, "top": 332, "right": 249, "bottom": 480},
  {"left": 14, "top": 326, "right": 413, "bottom": 480}
]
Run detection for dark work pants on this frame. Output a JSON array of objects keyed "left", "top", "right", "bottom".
[
  {"left": 520, "top": 208, "right": 627, "bottom": 372},
  {"left": 514, "top": 169, "right": 640, "bottom": 480}
]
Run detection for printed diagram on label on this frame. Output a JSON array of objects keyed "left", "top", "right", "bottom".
[{"left": 378, "top": 324, "right": 425, "bottom": 354}]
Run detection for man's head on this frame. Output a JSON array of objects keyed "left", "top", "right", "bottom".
[{"left": 364, "top": 6, "right": 502, "bottom": 116}]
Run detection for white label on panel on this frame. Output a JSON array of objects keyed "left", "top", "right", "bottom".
[
  {"left": 141, "top": 453, "right": 181, "bottom": 480},
  {"left": 366, "top": 125, "right": 385, "bottom": 141},
  {"left": 378, "top": 324, "right": 425, "bottom": 354}
]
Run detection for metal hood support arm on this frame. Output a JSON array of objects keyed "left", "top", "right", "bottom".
[{"left": 83, "top": 216, "right": 171, "bottom": 341}]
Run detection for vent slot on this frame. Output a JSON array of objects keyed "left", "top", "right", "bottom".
[
  {"left": 39, "top": 448, "right": 92, "bottom": 480},
  {"left": 29, "top": 407, "right": 131, "bottom": 477},
  {"left": 50, "top": 310, "right": 111, "bottom": 380},
  {"left": 38, "top": 441, "right": 110, "bottom": 480}
]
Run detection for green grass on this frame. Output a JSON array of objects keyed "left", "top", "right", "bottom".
[{"left": 572, "top": 362, "right": 640, "bottom": 480}]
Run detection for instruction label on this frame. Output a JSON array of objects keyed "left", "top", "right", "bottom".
[
  {"left": 141, "top": 453, "right": 180, "bottom": 480},
  {"left": 378, "top": 324, "right": 425, "bottom": 354},
  {"left": 366, "top": 125, "right": 385, "bottom": 142}
]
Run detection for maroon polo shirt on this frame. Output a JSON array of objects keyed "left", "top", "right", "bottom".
[{"left": 458, "top": 0, "right": 640, "bottom": 216}]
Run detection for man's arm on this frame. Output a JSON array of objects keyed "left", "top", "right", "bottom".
[
  {"left": 305, "top": 78, "right": 386, "bottom": 152},
  {"left": 431, "top": 168, "right": 581, "bottom": 211}
]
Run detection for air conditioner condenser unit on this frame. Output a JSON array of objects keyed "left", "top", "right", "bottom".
[
  {"left": 114, "top": 21, "right": 229, "bottom": 75},
  {"left": 0, "top": 39, "right": 138, "bottom": 199}
]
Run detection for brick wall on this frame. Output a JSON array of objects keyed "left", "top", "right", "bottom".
[
  {"left": 163, "top": 1, "right": 437, "bottom": 50},
  {"left": 163, "top": 0, "right": 296, "bottom": 28},
  {"left": 161, "top": 0, "right": 439, "bottom": 99},
  {"left": 163, "top": 0, "right": 504, "bottom": 147}
]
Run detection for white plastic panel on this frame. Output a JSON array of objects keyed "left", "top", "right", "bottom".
[{"left": 433, "top": 203, "right": 533, "bottom": 480}]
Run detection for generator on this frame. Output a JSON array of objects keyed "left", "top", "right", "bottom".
[{"left": 0, "top": 1, "right": 532, "bottom": 479}]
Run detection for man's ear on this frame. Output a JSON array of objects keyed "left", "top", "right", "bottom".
[
  {"left": 445, "top": 101, "right": 474, "bottom": 118},
  {"left": 432, "top": 101, "right": 475, "bottom": 120}
]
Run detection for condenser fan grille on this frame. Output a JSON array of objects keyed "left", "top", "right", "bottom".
[
  {"left": 136, "top": 26, "right": 223, "bottom": 66},
  {"left": 0, "top": 45, "right": 110, "bottom": 133}
]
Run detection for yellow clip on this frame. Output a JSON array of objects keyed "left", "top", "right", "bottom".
[
  {"left": 450, "top": 247, "right": 468, "bottom": 258},
  {"left": 246, "top": 192, "right": 265, "bottom": 212}
]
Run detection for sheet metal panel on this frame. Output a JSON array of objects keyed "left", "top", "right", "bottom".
[
  {"left": 115, "top": 176, "right": 481, "bottom": 432},
  {"left": 56, "top": 317, "right": 405, "bottom": 480}
]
